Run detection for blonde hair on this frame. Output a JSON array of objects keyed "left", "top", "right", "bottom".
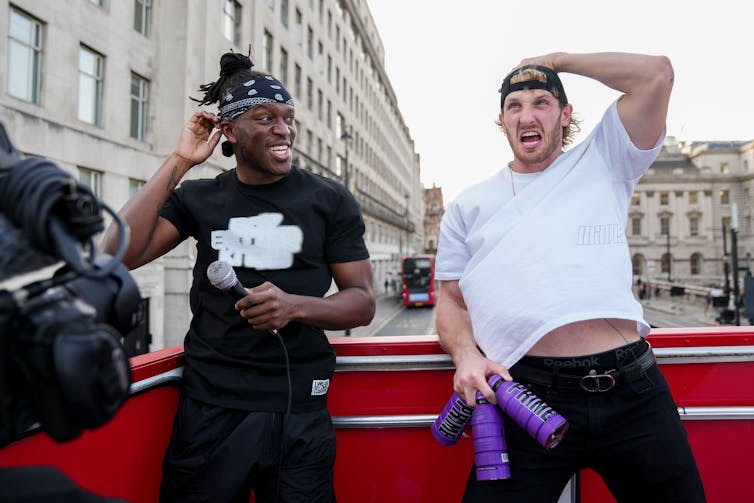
[{"left": 497, "top": 68, "right": 581, "bottom": 147}]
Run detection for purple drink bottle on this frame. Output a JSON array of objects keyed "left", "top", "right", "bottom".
[
  {"left": 471, "top": 393, "right": 510, "bottom": 481},
  {"left": 431, "top": 392, "right": 474, "bottom": 446},
  {"left": 489, "top": 374, "right": 569, "bottom": 449}
]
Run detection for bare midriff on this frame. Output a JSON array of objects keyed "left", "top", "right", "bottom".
[{"left": 526, "top": 318, "right": 641, "bottom": 357}]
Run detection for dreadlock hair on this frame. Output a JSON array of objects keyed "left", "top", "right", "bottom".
[
  {"left": 191, "top": 50, "right": 267, "bottom": 107},
  {"left": 192, "top": 50, "right": 272, "bottom": 156}
]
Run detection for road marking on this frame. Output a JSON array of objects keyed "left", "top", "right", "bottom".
[{"left": 368, "top": 303, "right": 406, "bottom": 336}]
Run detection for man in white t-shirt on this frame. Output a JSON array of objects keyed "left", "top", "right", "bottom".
[{"left": 435, "top": 53, "right": 705, "bottom": 502}]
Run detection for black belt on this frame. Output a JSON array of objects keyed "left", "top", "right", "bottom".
[{"left": 511, "top": 347, "right": 656, "bottom": 393}]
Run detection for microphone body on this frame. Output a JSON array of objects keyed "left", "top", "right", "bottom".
[
  {"left": 207, "top": 260, "right": 249, "bottom": 300},
  {"left": 224, "top": 276, "right": 250, "bottom": 301},
  {"left": 207, "top": 260, "right": 278, "bottom": 335}
]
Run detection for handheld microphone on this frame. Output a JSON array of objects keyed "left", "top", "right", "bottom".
[
  {"left": 207, "top": 260, "right": 278, "bottom": 335},
  {"left": 207, "top": 260, "right": 249, "bottom": 301}
]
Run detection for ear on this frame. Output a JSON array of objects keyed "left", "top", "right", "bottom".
[
  {"left": 498, "top": 112, "right": 506, "bottom": 133},
  {"left": 560, "top": 104, "right": 573, "bottom": 127},
  {"left": 221, "top": 122, "right": 236, "bottom": 144}
]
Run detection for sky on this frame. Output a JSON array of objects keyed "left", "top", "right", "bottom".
[{"left": 365, "top": 0, "right": 754, "bottom": 202}]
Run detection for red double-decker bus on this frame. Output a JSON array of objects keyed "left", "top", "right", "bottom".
[{"left": 401, "top": 254, "right": 437, "bottom": 307}]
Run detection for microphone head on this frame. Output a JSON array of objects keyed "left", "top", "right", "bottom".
[{"left": 207, "top": 260, "right": 237, "bottom": 290}]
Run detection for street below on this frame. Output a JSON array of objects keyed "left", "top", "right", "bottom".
[{"left": 328, "top": 290, "right": 749, "bottom": 339}]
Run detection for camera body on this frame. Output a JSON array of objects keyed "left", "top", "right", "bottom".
[{"left": 0, "top": 122, "right": 141, "bottom": 447}]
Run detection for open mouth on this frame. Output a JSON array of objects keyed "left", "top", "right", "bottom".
[
  {"left": 520, "top": 131, "right": 542, "bottom": 146},
  {"left": 268, "top": 144, "right": 290, "bottom": 161}
]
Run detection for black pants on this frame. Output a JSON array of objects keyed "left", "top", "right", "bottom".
[
  {"left": 462, "top": 344, "right": 706, "bottom": 503},
  {"left": 160, "top": 395, "right": 336, "bottom": 503}
]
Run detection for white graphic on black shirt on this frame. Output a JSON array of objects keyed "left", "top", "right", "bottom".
[
  {"left": 311, "top": 379, "right": 330, "bottom": 396},
  {"left": 211, "top": 213, "right": 303, "bottom": 269}
]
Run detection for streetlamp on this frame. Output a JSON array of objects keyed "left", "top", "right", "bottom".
[
  {"left": 722, "top": 217, "right": 731, "bottom": 293},
  {"left": 666, "top": 231, "right": 671, "bottom": 282},
  {"left": 340, "top": 130, "right": 353, "bottom": 337},
  {"left": 731, "top": 204, "right": 741, "bottom": 325},
  {"left": 403, "top": 192, "right": 410, "bottom": 256},
  {"left": 340, "top": 130, "right": 352, "bottom": 192}
]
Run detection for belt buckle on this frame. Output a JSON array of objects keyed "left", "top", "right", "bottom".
[{"left": 579, "top": 369, "right": 615, "bottom": 392}]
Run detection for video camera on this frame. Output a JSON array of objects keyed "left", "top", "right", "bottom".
[{"left": 0, "top": 122, "right": 142, "bottom": 448}]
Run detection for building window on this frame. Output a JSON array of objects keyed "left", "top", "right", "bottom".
[
  {"left": 317, "top": 41, "right": 324, "bottom": 73},
  {"left": 661, "top": 253, "right": 671, "bottom": 274},
  {"left": 78, "top": 46, "right": 104, "bottom": 126},
  {"left": 336, "top": 112, "right": 344, "bottom": 138},
  {"left": 720, "top": 162, "right": 729, "bottom": 174},
  {"left": 719, "top": 189, "right": 730, "bottom": 204},
  {"left": 294, "top": 9, "right": 303, "bottom": 46},
  {"left": 128, "top": 178, "right": 145, "bottom": 197},
  {"left": 78, "top": 167, "right": 102, "bottom": 197},
  {"left": 280, "top": 0, "right": 289, "bottom": 27},
  {"left": 631, "top": 217, "right": 641, "bottom": 236},
  {"left": 335, "top": 154, "right": 343, "bottom": 176},
  {"left": 134, "top": 0, "right": 152, "bottom": 37},
  {"left": 88, "top": 0, "right": 104, "bottom": 5},
  {"left": 129, "top": 73, "right": 149, "bottom": 140},
  {"left": 307, "top": 26, "right": 314, "bottom": 59},
  {"left": 690, "top": 253, "right": 702, "bottom": 275},
  {"left": 223, "top": 0, "right": 241, "bottom": 45},
  {"left": 293, "top": 63, "right": 301, "bottom": 98},
  {"left": 632, "top": 254, "right": 644, "bottom": 276},
  {"left": 631, "top": 192, "right": 640, "bottom": 206},
  {"left": 688, "top": 191, "right": 698, "bottom": 205},
  {"left": 317, "top": 89, "right": 323, "bottom": 121},
  {"left": 659, "top": 192, "right": 669, "bottom": 205},
  {"left": 279, "top": 48, "right": 288, "bottom": 85},
  {"left": 6, "top": 8, "right": 43, "bottom": 104},
  {"left": 262, "top": 30, "right": 273, "bottom": 70},
  {"left": 306, "top": 77, "right": 313, "bottom": 110},
  {"left": 660, "top": 217, "right": 670, "bottom": 236},
  {"left": 689, "top": 216, "right": 699, "bottom": 237}
]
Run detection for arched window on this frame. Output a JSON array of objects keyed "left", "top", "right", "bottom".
[
  {"left": 632, "top": 254, "right": 645, "bottom": 276},
  {"left": 661, "top": 253, "right": 672, "bottom": 274},
  {"left": 690, "top": 253, "right": 702, "bottom": 275}
]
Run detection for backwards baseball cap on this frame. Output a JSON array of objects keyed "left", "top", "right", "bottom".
[{"left": 499, "top": 65, "right": 568, "bottom": 108}]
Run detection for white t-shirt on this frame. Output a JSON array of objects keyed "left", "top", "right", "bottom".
[{"left": 436, "top": 100, "right": 662, "bottom": 368}]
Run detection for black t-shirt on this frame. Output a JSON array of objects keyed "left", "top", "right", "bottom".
[{"left": 160, "top": 166, "right": 369, "bottom": 412}]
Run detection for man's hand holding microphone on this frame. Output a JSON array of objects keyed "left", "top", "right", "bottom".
[{"left": 207, "top": 260, "right": 295, "bottom": 334}]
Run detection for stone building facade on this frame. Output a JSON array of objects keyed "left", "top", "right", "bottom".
[
  {"left": 0, "top": 0, "right": 422, "bottom": 350},
  {"left": 422, "top": 183, "right": 443, "bottom": 255},
  {"left": 629, "top": 138, "right": 754, "bottom": 288}
]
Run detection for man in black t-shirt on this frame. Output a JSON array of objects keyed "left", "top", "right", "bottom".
[{"left": 102, "top": 52, "right": 375, "bottom": 503}]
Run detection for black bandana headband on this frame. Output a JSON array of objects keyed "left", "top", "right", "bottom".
[
  {"left": 219, "top": 75, "right": 294, "bottom": 123},
  {"left": 500, "top": 65, "right": 568, "bottom": 108}
]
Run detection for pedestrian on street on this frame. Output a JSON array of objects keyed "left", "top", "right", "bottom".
[{"left": 435, "top": 52, "right": 704, "bottom": 502}]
